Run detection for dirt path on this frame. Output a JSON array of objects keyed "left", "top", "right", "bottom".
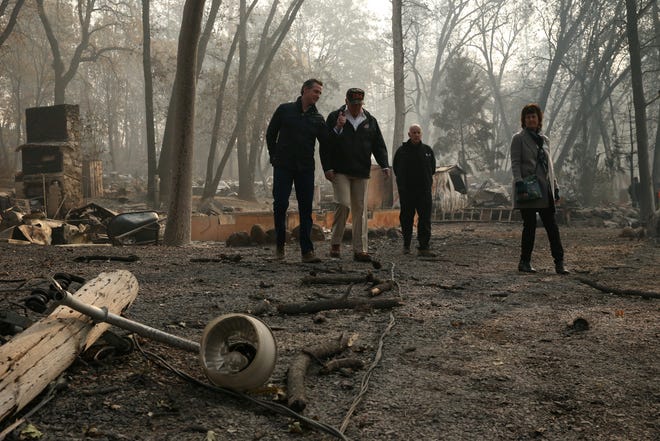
[{"left": 0, "top": 223, "right": 658, "bottom": 440}]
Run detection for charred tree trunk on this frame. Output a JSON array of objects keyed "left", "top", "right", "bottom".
[
  {"left": 287, "top": 334, "right": 350, "bottom": 412},
  {"left": 142, "top": 0, "right": 157, "bottom": 206},
  {"left": 0, "top": 0, "right": 25, "bottom": 48},
  {"left": 391, "top": 0, "right": 405, "bottom": 152},
  {"left": 625, "top": 0, "right": 656, "bottom": 225},
  {"left": 163, "top": 0, "right": 206, "bottom": 246}
]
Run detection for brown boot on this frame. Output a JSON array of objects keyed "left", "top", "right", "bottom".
[
  {"left": 353, "top": 252, "right": 372, "bottom": 262},
  {"left": 417, "top": 249, "right": 436, "bottom": 257},
  {"left": 329, "top": 244, "right": 341, "bottom": 258},
  {"left": 302, "top": 251, "right": 321, "bottom": 263}
]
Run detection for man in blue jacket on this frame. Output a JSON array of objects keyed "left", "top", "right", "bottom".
[
  {"left": 266, "top": 79, "right": 327, "bottom": 263},
  {"left": 321, "top": 88, "right": 391, "bottom": 262},
  {"left": 393, "top": 124, "right": 436, "bottom": 256}
]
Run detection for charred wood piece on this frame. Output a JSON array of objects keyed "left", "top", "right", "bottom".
[
  {"left": 190, "top": 254, "right": 242, "bottom": 263},
  {"left": 301, "top": 272, "right": 378, "bottom": 285},
  {"left": 319, "top": 357, "right": 365, "bottom": 374},
  {"left": 368, "top": 280, "right": 394, "bottom": 297},
  {"left": 74, "top": 255, "right": 140, "bottom": 263},
  {"left": 277, "top": 297, "right": 403, "bottom": 315},
  {"left": 287, "top": 334, "right": 350, "bottom": 412},
  {"left": 577, "top": 277, "right": 660, "bottom": 299}
]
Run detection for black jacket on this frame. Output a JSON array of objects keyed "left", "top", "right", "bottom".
[
  {"left": 266, "top": 97, "right": 327, "bottom": 171},
  {"left": 321, "top": 108, "right": 389, "bottom": 178},
  {"left": 393, "top": 139, "right": 436, "bottom": 194}
]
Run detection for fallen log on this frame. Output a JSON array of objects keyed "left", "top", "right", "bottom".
[
  {"left": 190, "top": 254, "right": 242, "bottom": 263},
  {"left": 368, "top": 280, "right": 394, "bottom": 297},
  {"left": 577, "top": 277, "right": 660, "bottom": 299},
  {"left": 287, "top": 334, "right": 349, "bottom": 412},
  {"left": 0, "top": 270, "right": 139, "bottom": 423},
  {"left": 73, "top": 255, "right": 140, "bottom": 263},
  {"left": 301, "top": 272, "right": 378, "bottom": 285},
  {"left": 277, "top": 297, "right": 403, "bottom": 315},
  {"left": 319, "top": 357, "right": 365, "bottom": 374}
]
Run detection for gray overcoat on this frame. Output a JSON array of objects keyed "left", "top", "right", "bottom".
[{"left": 510, "top": 129, "right": 558, "bottom": 210}]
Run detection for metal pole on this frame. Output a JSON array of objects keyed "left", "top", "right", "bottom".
[{"left": 52, "top": 284, "right": 200, "bottom": 353}]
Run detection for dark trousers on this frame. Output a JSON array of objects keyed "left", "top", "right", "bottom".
[
  {"left": 520, "top": 208, "right": 564, "bottom": 263},
  {"left": 399, "top": 190, "right": 432, "bottom": 249},
  {"left": 272, "top": 167, "right": 315, "bottom": 254}
]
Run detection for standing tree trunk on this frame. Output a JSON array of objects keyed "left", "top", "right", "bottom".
[
  {"left": 236, "top": 0, "right": 253, "bottom": 201},
  {"left": 205, "top": 0, "right": 304, "bottom": 201},
  {"left": 247, "top": 73, "right": 270, "bottom": 190},
  {"left": 36, "top": 0, "right": 96, "bottom": 105},
  {"left": 201, "top": 0, "right": 259, "bottom": 201},
  {"left": 537, "top": 0, "right": 593, "bottom": 111},
  {"left": 158, "top": 1, "right": 221, "bottom": 205},
  {"left": 196, "top": 0, "right": 222, "bottom": 79},
  {"left": 163, "top": 0, "right": 206, "bottom": 246},
  {"left": 0, "top": 0, "right": 25, "bottom": 48},
  {"left": 391, "top": 0, "right": 405, "bottom": 152},
  {"left": 142, "top": 0, "right": 158, "bottom": 207},
  {"left": 201, "top": 28, "right": 240, "bottom": 200},
  {"left": 625, "top": 0, "right": 656, "bottom": 227},
  {"left": 652, "top": 0, "right": 660, "bottom": 201},
  {"left": 105, "top": 85, "right": 119, "bottom": 171}
]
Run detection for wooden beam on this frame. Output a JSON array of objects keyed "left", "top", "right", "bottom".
[{"left": 0, "top": 270, "right": 139, "bottom": 423}]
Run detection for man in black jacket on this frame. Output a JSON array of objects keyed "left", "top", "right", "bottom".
[
  {"left": 266, "top": 79, "right": 327, "bottom": 263},
  {"left": 321, "top": 88, "right": 391, "bottom": 262},
  {"left": 393, "top": 124, "right": 436, "bottom": 256}
]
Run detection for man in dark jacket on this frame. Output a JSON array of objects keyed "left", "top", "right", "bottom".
[
  {"left": 320, "top": 88, "right": 391, "bottom": 262},
  {"left": 266, "top": 78, "right": 327, "bottom": 263},
  {"left": 393, "top": 124, "right": 436, "bottom": 256}
]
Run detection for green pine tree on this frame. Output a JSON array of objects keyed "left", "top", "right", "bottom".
[{"left": 432, "top": 54, "right": 494, "bottom": 173}]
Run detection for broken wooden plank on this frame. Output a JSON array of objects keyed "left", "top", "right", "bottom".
[{"left": 0, "top": 270, "right": 139, "bottom": 423}]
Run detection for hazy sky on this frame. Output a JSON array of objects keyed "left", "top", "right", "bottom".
[{"left": 365, "top": 0, "right": 391, "bottom": 22}]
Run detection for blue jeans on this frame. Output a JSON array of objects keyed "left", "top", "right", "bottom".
[{"left": 272, "top": 167, "right": 315, "bottom": 254}]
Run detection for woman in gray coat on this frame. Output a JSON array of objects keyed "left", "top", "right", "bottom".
[{"left": 510, "top": 103, "right": 568, "bottom": 274}]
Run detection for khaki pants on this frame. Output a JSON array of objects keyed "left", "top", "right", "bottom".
[{"left": 330, "top": 173, "right": 369, "bottom": 253}]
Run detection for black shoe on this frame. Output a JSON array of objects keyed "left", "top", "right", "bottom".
[
  {"left": 275, "top": 246, "right": 285, "bottom": 260},
  {"left": 403, "top": 245, "right": 411, "bottom": 255},
  {"left": 518, "top": 260, "right": 536, "bottom": 273},
  {"left": 555, "top": 261, "right": 569, "bottom": 274}
]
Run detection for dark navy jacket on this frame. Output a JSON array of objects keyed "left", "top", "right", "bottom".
[
  {"left": 321, "top": 108, "right": 389, "bottom": 178},
  {"left": 266, "top": 97, "right": 327, "bottom": 171},
  {"left": 393, "top": 140, "right": 436, "bottom": 195}
]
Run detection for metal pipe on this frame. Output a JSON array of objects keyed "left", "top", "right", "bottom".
[{"left": 52, "top": 282, "right": 200, "bottom": 353}]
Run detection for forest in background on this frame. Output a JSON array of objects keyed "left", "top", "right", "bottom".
[{"left": 0, "top": 0, "right": 658, "bottom": 216}]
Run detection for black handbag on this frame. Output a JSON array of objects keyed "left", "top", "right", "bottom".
[{"left": 516, "top": 174, "right": 543, "bottom": 202}]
